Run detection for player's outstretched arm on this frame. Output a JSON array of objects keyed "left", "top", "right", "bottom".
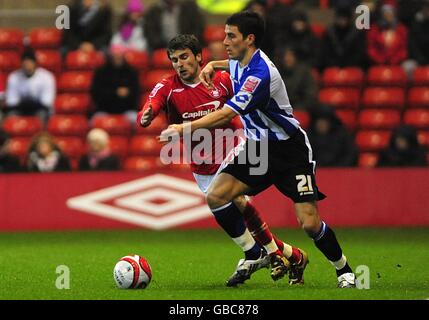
[
  {"left": 200, "top": 60, "right": 229, "bottom": 89},
  {"left": 159, "top": 106, "right": 237, "bottom": 140}
]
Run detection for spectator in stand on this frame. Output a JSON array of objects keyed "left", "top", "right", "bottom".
[
  {"left": 321, "top": 5, "right": 367, "bottom": 69},
  {"left": 27, "top": 132, "right": 71, "bottom": 172},
  {"left": 90, "top": 44, "right": 140, "bottom": 124},
  {"left": 377, "top": 125, "right": 427, "bottom": 167},
  {"left": 144, "top": 0, "right": 205, "bottom": 52},
  {"left": 5, "top": 48, "right": 56, "bottom": 124},
  {"left": 79, "top": 128, "right": 120, "bottom": 171},
  {"left": 307, "top": 105, "right": 357, "bottom": 167},
  {"left": 62, "top": 0, "right": 112, "bottom": 54},
  {"left": 409, "top": 0, "right": 429, "bottom": 66},
  {"left": 278, "top": 46, "right": 318, "bottom": 111},
  {"left": 283, "top": 10, "right": 320, "bottom": 67},
  {"left": 367, "top": 3, "right": 408, "bottom": 65},
  {"left": 0, "top": 129, "right": 22, "bottom": 173},
  {"left": 111, "top": 0, "right": 148, "bottom": 52}
]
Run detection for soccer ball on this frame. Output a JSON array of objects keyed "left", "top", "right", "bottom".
[{"left": 113, "top": 255, "right": 152, "bottom": 289}]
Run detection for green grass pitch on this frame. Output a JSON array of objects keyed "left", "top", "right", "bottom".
[{"left": 0, "top": 228, "right": 428, "bottom": 300}]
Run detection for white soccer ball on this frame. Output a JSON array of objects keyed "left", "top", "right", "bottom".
[{"left": 113, "top": 254, "right": 152, "bottom": 289}]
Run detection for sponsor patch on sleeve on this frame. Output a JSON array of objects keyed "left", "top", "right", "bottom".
[
  {"left": 241, "top": 76, "right": 261, "bottom": 93},
  {"left": 149, "top": 82, "right": 165, "bottom": 98}
]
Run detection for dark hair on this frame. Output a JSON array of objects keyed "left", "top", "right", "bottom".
[
  {"left": 21, "top": 47, "right": 36, "bottom": 62},
  {"left": 225, "top": 10, "right": 265, "bottom": 48},
  {"left": 166, "top": 34, "right": 202, "bottom": 59}
]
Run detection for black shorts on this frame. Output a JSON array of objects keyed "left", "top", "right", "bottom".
[{"left": 221, "top": 129, "right": 326, "bottom": 203}]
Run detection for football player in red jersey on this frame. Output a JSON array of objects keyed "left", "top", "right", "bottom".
[{"left": 137, "top": 35, "right": 308, "bottom": 286}]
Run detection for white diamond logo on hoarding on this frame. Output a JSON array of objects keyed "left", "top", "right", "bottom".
[{"left": 66, "top": 174, "right": 211, "bottom": 230}]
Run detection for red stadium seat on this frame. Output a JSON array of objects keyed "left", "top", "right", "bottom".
[
  {"left": 92, "top": 115, "right": 132, "bottom": 136},
  {"left": 140, "top": 69, "right": 175, "bottom": 91},
  {"left": 356, "top": 130, "right": 391, "bottom": 151},
  {"left": 336, "top": 110, "right": 357, "bottom": 131},
  {"left": 123, "top": 156, "right": 161, "bottom": 171},
  {"left": 3, "top": 116, "right": 43, "bottom": 137},
  {"left": 318, "top": 88, "right": 360, "bottom": 109},
  {"left": 8, "top": 137, "right": 31, "bottom": 161},
  {"left": 29, "top": 28, "right": 62, "bottom": 49},
  {"left": 151, "top": 49, "right": 171, "bottom": 69},
  {"left": 310, "top": 23, "right": 326, "bottom": 38},
  {"left": 65, "top": 50, "right": 105, "bottom": 70},
  {"left": 58, "top": 71, "right": 93, "bottom": 92},
  {"left": 412, "top": 66, "right": 429, "bottom": 86},
  {"left": 367, "top": 66, "right": 407, "bottom": 87},
  {"left": 322, "top": 67, "right": 364, "bottom": 88},
  {"left": 362, "top": 87, "right": 405, "bottom": 109},
  {"left": 204, "top": 25, "right": 226, "bottom": 43},
  {"left": 358, "top": 152, "right": 379, "bottom": 168},
  {"left": 407, "top": 87, "right": 429, "bottom": 108},
  {"left": 129, "top": 135, "right": 162, "bottom": 156},
  {"left": 136, "top": 113, "right": 168, "bottom": 135},
  {"left": 0, "top": 51, "right": 20, "bottom": 72},
  {"left": 35, "top": 50, "right": 62, "bottom": 74},
  {"left": 293, "top": 110, "right": 309, "bottom": 130},
  {"left": 418, "top": 131, "right": 429, "bottom": 149},
  {"left": 48, "top": 115, "right": 89, "bottom": 136},
  {"left": 358, "top": 109, "right": 401, "bottom": 130},
  {"left": 55, "top": 136, "right": 84, "bottom": 160},
  {"left": 54, "top": 93, "right": 90, "bottom": 114},
  {"left": 0, "top": 28, "right": 24, "bottom": 51},
  {"left": 109, "top": 136, "right": 129, "bottom": 159},
  {"left": 0, "top": 71, "right": 6, "bottom": 93},
  {"left": 404, "top": 109, "right": 429, "bottom": 129},
  {"left": 124, "top": 50, "right": 149, "bottom": 70}
]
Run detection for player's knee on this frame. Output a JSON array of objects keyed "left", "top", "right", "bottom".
[
  {"left": 295, "top": 202, "right": 321, "bottom": 236},
  {"left": 206, "top": 191, "right": 229, "bottom": 209}
]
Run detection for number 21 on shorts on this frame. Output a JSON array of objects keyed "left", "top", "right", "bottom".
[{"left": 296, "top": 174, "right": 314, "bottom": 193}]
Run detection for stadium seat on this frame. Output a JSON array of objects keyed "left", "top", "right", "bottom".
[
  {"left": 407, "top": 87, "right": 429, "bottom": 108},
  {"left": 54, "top": 93, "right": 90, "bottom": 114},
  {"left": 55, "top": 136, "right": 84, "bottom": 160},
  {"left": 356, "top": 130, "right": 391, "bottom": 152},
  {"left": 358, "top": 152, "right": 379, "bottom": 168},
  {"left": 0, "top": 51, "right": 20, "bottom": 72},
  {"left": 404, "top": 109, "right": 429, "bottom": 129},
  {"left": 367, "top": 66, "right": 407, "bottom": 87},
  {"left": 124, "top": 50, "right": 149, "bottom": 70},
  {"left": 293, "top": 110, "right": 309, "bottom": 130},
  {"left": 412, "top": 66, "right": 429, "bottom": 86},
  {"left": 2, "top": 116, "right": 43, "bottom": 137},
  {"left": 29, "top": 28, "right": 62, "bottom": 49},
  {"left": 129, "top": 135, "right": 162, "bottom": 156},
  {"left": 92, "top": 115, "right": 132, "bottom": 136},
  {"left": 358, "top": 109, "right": 401, "bottom": 130},
  {"left": 123, "top": 156, "right": 161, "bottom": 171},
  {"left": 65, "top": 50, "right": 105, "bottom": 70},
  {"left": 109, "top": 136, "right": 129, "bottom": 159},
  {"left": 322, "top": 67, "right": 364, "bottom": 88},
  {"left": 136, "top": 112, "right": 168, "bottom": 135},
  {"left": 0, "top": 71, "right": 6, "bottom": 93},
  {"left": 417, "top": 131, "right": 429, "bottom": 149},
  {"left": 318, "top": 88, "right": 360, "bottom": 109},
  {"left": 336, "top": 110, "right": 357, "bottom": 131},
  {"left": 140, "top": 69, "right": 175, "bottom": 91},
  {"left": 310, "top": 23, "right": 326, "bottom": 38},
  {"left": 47, "top": 115, "right": 89, "bottom": 136},
  {"left": 35, "top": 50, "right": 62, "bottom": 74},
  {"left": 151, "top": 49, "right": 171, "bottom": 69},
  {"left": 204, "top": 25, "right": 226, "bottom": 43},
  {"left": 8, "top": 137, "right": 31, "bottom": 161},
  {"left": 58, "top": 71, "right": 93, "bottom": 92},
  {"left": 362, "top": 87, "right": 405, "bottom": 109},
  {"left": 0, "top": 28, "right": 24, "bottom": 51}
]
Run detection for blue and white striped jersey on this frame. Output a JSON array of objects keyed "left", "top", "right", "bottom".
[{"left": 225, "top": 49, "right": 300, "bottom": 141}]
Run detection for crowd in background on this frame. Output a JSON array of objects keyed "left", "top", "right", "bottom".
[{"left": 0, "top": 0, "right": 428, "bottom": 173}]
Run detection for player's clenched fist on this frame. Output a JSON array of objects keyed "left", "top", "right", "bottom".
[{"left": 140, "top": 104, "right": 153, "bottom": 127}]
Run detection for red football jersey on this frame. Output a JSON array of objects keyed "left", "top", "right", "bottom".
[{"left": 137, "top": 71, "right": 242, "bottom": 175}]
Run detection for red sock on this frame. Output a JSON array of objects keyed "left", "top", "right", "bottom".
[{"left": 242, "top": 202, "right": 274, "bottom": 246}]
